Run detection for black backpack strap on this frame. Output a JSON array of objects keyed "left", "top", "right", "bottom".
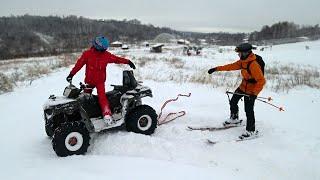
[
  {"left": 246, "top": 60, "right": 254, "bottom": 75},
  {"left": 246, "top": 60, "right": 258, "bottom": 83}
]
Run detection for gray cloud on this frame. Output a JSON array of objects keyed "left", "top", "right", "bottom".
[{"left": 1, "top": 0, "right": 319, "bottom": 32}]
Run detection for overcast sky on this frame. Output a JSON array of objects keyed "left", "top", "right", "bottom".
[{"left": 1, "top": 0, "right": 319, "bottom": 33}]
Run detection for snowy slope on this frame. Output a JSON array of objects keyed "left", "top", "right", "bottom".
[
  {"left": 0, "top": 41, "right": 320, "bottom": 180},
  {"left": 258, "top": 40, "right": 320, "bottom": 66}
]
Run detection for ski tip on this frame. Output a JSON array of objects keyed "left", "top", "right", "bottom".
[
  {"left": 207, "top": 139, "right": 217, "bottom": 144},
  {"left": 186, "top": 126, "right": 193, "bottom": 130}
]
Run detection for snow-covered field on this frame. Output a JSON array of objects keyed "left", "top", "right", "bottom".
[{"left": 0, "top": 40, "right": 319, "bottom": 180}]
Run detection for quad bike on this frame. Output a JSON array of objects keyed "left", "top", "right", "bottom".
[{"left": 43, "top": 70, "right": 158, "bottom": 157}]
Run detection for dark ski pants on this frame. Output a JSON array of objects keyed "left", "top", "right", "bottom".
[{"left": 229, "top": 88, "right": 256, "bottom": 131}]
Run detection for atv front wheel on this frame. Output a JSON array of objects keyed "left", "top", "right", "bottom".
[
  {"left": 52, "top": 121, "right": 90, "bottom": 157},
  {"left": 126, "top": 105, "right": 157, "bottom": 135}
]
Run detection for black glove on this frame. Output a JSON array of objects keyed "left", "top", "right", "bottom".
[
  {"left": 208, "top": 67, "right": 217, "bottom": 74},
  {"left": 128, "top": 60, "right": 136, "bottom": 69},
  {"left": 66, "top": 74, "right": 73, "bottom": 82}
]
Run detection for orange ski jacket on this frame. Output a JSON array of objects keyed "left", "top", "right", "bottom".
[{"left": 215, "top": 53, "right": 266, "bottom": 95}]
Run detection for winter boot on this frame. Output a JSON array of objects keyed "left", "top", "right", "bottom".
[
  {"left": 103, "top": 115, "right": 115, "bottom": 126},
  {"left": 223, "top": 114, "right": 242, "bottom": 127},
  {"left": 239, "top": 130, "right": 259, "bottom": 140}
]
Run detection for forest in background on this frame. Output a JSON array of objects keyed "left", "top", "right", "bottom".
[{"left": 0, "top": 15, "right": 319, "bottom": 60}]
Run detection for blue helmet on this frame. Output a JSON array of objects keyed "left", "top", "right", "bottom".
[{"left": 92, "top": 36, "right": 109, "bottom": 51}]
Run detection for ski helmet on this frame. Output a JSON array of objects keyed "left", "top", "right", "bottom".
[
  {"left": 235, "top": 43, "right": 255, "bottom": 60},
  {"left": 92, "top": 36, "right": 109, "bottom": 51},
  {"left": 235, "top": 43, "right": 255, "bottom": 52}
]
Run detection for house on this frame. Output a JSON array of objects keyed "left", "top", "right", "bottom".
[
  {"left": 177, "top": 39, "right": 190, "bottom": 45},
  {"left": 121, "top": 44, "right": 129, "bottom": 50},
  {"left": 150, "top": 43, "right": 164, "bottom": 53},
  {"left": 110, "top": 41, "right": 123, "bottom": 47}
]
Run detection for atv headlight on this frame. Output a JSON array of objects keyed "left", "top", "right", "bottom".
[{"left": 44, "top": 109, "right": 53, "bottom": 120}]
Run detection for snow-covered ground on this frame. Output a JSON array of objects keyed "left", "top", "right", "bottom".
[{"left": 0, "top": 40, "right": 319, "bottom": 180}]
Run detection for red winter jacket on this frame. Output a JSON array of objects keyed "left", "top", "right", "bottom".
[{"left": 70, "top": 47, "right": 129, "bottom": 84}]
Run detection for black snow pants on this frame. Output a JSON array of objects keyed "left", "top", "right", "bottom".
[{"left": 229, "top": 88, "right": 256, "bottom": 131}]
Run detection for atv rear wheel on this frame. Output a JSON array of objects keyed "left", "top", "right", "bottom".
[
  {"left": 126, "top": 105, "right": 157, "bottom": 135},
  {"left": 52, "top": 121, "right": 90, "bottom": 157}
]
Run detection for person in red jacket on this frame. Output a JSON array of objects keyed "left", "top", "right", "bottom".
[{"left": 66, "top": 36, "right": 136, "bottom": 126}]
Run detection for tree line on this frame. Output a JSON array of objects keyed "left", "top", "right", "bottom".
[
  {"left": 1, "top": 15, "right": 318, "bottom": 60},
  {"left": 0, "top": 15, "right": 176, "bottom": 59},
  {"left": 249, "top": 21, "right": 320, "bottom": 42},
  {"left": 0, "top": 15, "right": 246, "bottom": 60}
]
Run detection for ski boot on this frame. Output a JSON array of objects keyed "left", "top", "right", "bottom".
[
  {"left": 223, "top": 114, "right": 242, "bottom": 127},
  {"left": 239, "top": 130, "right": 259, "bottom": 140}
]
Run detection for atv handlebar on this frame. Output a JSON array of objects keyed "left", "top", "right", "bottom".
[
  {"left": 79, "top": 82, "right": 86, "bottom": 90},
  {"left": 79, "top": 82, "right": 94, "bottom": 91},
  {"left": 67, "top": 82, "right": 92, "bottom": 91}
]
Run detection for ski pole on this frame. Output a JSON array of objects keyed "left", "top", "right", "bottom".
[
  {"left": 226, "top": 91, "right": 284, "bottom": 111},
  {"left": 256, "top": 98, "right": 285, "bottom": 111},
  {"left": 226, "top": 91, "right": 273, "bottom": 101}
]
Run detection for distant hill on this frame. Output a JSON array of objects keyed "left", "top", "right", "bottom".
[{"left": 0, "top": 15, "right": 245, "bottom": 60}]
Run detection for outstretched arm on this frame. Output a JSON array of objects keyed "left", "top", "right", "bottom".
[
  {"left": 107, "top": 52, "right": 130, "bottom": 64},
  {"left": 215, "top": 60, "right": 242, "bottom": 72},
  {"left": 70, "top": 52, "right": 88, "bottom": 75},
  {"left": 107, "top": 52, "right": 135, "bottom": 69}
]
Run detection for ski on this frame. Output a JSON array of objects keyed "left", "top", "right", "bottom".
[
  {"left": 187, "top": 121, "right": 244, "bottom": 131},
  {"left": 207, "top": 134, "right": 260, "bottom": 145}
]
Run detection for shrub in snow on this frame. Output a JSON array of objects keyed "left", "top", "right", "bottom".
[
  {"left": 167, "top": 57, "right": 185, "bottom": 69},
  {"left": 0, "top": 72, "right": 13, "bottom": 94},
  {"left": 57, "top": 54, "right": 77, "bottom": 67},
  {"left": 265, "top": 63, "right": 320, "bottom": 92},
  {"left": 26, "top": 65, "right": 50, "bottom": 79},
  {"left": 131, "top": 54, "right": 320, "bottom": 93},
  {"left": 136, "top": 57, "right": 156, "bottom": 68}
]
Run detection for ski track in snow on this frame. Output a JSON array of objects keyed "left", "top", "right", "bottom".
[{"left": 1, "top": 41, "right": 320, "bottom": 180}]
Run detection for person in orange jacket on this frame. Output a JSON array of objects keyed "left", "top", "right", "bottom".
[
  {"left": 208, "top": 43, "right": 265, "bottom": 139},
  {"left": 66, "top": 36, "right": 135, "bottom": 126}
]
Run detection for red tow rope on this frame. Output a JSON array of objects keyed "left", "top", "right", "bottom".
[{"left": 157, "top": 93, "right": 191, "bottom": 125}]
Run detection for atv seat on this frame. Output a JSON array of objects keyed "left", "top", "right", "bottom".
[
  {"left": 111, "top": 70, "right": 138, "bottom": 92},
  {"left": 123, "top": 70, "right": 137, "bottom": 89}
]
